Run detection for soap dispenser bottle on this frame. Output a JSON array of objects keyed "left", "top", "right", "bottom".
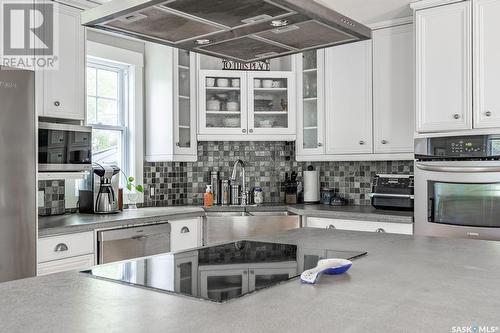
[{"left": 204, "top": 185, "right": 214, "bottom": 208}]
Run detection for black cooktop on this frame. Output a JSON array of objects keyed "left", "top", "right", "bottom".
[{"left": 82, "top": 240, "right": 366, "bottom": 303}]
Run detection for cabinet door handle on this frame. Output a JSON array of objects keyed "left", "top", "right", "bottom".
[
  {"left": 359, "top": 141, "right": 365, "bottom": 145},
  {"left": 381, "top": 140, "right": 388, "bottom": 145},
  {"left": 243, "top": 271, "right": 248, "bottom": 275},
  {"left": 327, "top": 225, "right": 336, "bottom": 230},
  {"left": 176, "top": 142, "right": 180, "bottom": 147},
  {"left": 485, "top": 111, "right": 492, "bottom": 117},
  {"left": 180, "top": 226, "right": 190, "bottom": 234},
  {"left": 54, "top": 243, "right": 68, "bottom": 252},
  {"left": 250, "top": 270, "right": 255, "bottom": 275},
  {"left": 249, "top": 129, "right": 254, "bottom": 133},
  {"left": 375, "top": 228, "right": 386, "bottom": 233},
  {"left": 242, "top": 129, "right": 247, "bottom": 133},
  {"left": 54, "top": 101, "right": 60, "bottom": 107},
  {"left": 453, "top": 114, "right": 460, "bottom": 120},
  {"left": 317, "top": 142, "right": 323, "bottom": 147}
]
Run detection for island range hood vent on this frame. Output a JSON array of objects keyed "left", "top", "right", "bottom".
[{"left": 82, "top": 0, "right": 372, "bottom": 62}]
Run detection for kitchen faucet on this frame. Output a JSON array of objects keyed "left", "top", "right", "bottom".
[{"left": 230, "top": 159, "right": 247, "bottom": 206}]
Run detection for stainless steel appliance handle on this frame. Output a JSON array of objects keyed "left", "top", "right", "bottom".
[
  {"left": 416, "top": 162, "right": 500, "bottom": 173},
  {"left": 369, "top": 193, "right": 415, "bottom": 199},
  {"left": 98, "top": 223, "right": 171, "bottom": 242},
  {"left": 180, "top": 226, "right": 190, "bottom": 234}
]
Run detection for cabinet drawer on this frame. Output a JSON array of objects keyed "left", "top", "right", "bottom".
[
  {"left": 306, "top": 217, "right": 413, "bottom": 235},
  {"left": 38, "top": 231, "right": 94, "bottom": 263},
  {"left": 170, "top": 218, "right": 201, "bottom": 252},
  {"left": 37, "top": 254, "right": 94, "bottom": 276}
]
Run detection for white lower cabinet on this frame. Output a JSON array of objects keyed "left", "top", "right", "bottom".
[
  {"left": 37, "top": 231, "right": 95, "bottom": 276},
  {"left": 306, "top": 217, "right": 413, "bottom": 235},
  {"left": 37, "top": 254, "right": 94, "bottom": 276},
  {"left": 170, "top": 217, "right": 202, "bottom": 252}
]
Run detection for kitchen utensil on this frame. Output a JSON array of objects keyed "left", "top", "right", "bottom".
[
  {"left": 206, "top": 77, "right": 215, "bottom": 87},
  {"left": 232, "top": 78, "right": 240, "bottom": 87},
  {"left": 217, "top": 78, "right": 229, "bottom": 87},
  {"left": 230, "top": 184, "right": 241, "bottom": 205},
  {"left": 254, "top": 79, "right": 261, "bottom": 88},
  {"left": 210, "top": 171, "right": 220, "bottom": 205},
  {"left": 262, "top": 79, "right": 273, "bottom": 88},
  {"left": 220, "top": 180, "right": 231, "bottom": 205},
  {"left": 253, "top": 187, "right": 264, "bottom": 205},
  {"left": 300, "top": 259, "right": 353, "bottom": 284}
]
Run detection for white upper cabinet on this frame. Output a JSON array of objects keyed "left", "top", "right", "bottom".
[
  {"left": 325, "top": 40, "right": 373, "bottom": 155},
  {"left": 296, "top": 50, "right": 325, "bottom": 157},
  {"left": 474, "top": 0, "right": 500, "bottom": 128},
  {"left": 39, "top": 4, "right": 85, "bottom": 120},
  {"left": 373, "top": 24, "right": 414, "bottom": 153},
  {"left": 415, "top": 1, "right": 472, "bottom": 132},
  {"left": 145, "top": 44, "right": 197, "bottom": 162}
]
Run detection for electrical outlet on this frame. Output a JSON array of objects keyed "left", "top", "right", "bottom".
[
  {"left": 38, "top": 191, "right": 45, "bottom": 207},
  {"left": 150, "top": 187, "right": 155, "bottom": 197}
]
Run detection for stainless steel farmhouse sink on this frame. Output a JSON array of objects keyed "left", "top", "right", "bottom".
[{"left": 204, "top": 210, "right": 300, "bottom": 245}]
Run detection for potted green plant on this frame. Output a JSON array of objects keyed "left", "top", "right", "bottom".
[{"left": 121, "top": 171, "right": 144, "bottom": 210}]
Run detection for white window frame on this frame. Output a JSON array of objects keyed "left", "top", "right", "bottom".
[
  {"left": 87, "top": 41, "right": 144, "bottom": 204},
  {"left": 86, "top": 59, "right": 129, "bottom": 174}
]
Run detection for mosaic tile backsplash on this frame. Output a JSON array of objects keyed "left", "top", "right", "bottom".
[
  {"left": 38, "top": 180, "right": 65, "bottom": 216},
  {"left": 143, "top": 141, "right": 414, "bottom": 207}
]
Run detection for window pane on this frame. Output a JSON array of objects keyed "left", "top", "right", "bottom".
[
  {"left": 87, "top": 67, "right": 97, "bottom": 96},
  {"left": 97, "top": 68, "right": 119, "bottom": 99},
  {"left": 87, "top": 97, "right": 97, "bottom": 124},
  {"left": 97, "top": 98, "right": 119, "bottom": 126},
  {"left": 92, "top": 129, "right": 122, "bottom": 168}
]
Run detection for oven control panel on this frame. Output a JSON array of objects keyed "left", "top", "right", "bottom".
[{"left": 414, "top": 135, "right": 500, "bottom": 159}]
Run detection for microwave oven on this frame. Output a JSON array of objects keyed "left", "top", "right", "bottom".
[{"left": 38, "top": 122, "right": 92, "bottom": 172}]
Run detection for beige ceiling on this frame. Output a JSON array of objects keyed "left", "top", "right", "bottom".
[{"left": 316, "top": 0, "right": 413, "bottom": 25}]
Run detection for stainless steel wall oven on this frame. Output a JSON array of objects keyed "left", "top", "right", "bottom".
[{"left": 415, "top": 135, "right": 500, "bottom": 240}]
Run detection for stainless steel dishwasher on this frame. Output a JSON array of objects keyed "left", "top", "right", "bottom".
[
  {"left": 204, "top": 211, "right": 300, "bottom": 246},
  {"left": 97, "top": 223, "right": 171, "bottom": 264}
]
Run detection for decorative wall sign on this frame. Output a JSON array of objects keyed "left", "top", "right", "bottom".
[{"left": 222, "top": 59, "right": 270, "bottom": 71}]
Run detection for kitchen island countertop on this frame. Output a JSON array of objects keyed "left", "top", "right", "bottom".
[
  {"left": 1, "top": 228, "right": 498, "bottom": 332},
  {"left": 39, "top": 205, "right": 413, "bottom": 237}
]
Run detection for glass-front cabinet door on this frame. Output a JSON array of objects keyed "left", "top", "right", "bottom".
[
  {"left": 248, "top": 72, "right": 295, "bottom": 135},
  {"left": 174, "top": 50, "right": 197, "bottom": 155},
  {"left": 249, "top": 266, "right": 297, "bottom": 291},
  {"left": 198, "top": 70, "right": 248, "bottom": 135},
  {"left": 296, "top": 50, "right": 325, "bottom": 156}
]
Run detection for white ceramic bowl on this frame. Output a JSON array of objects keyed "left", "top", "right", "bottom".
[
  {"left": 207, "top": 99, "right": 221, "bottom": 111},
  {"left": 254, "top": 79, "right": 262, "bottom": 88},
  {"left": 232, "top": 79, "right": 240, "bottom": 88},
  {"left": 206, "top": 78, "right": 215, "bottom": 87},
  {"left": 262, "top": 80, "right": 273, "bottom": 88},
  {"left": 226, "top": 101, "right": 239, "bottom": 111},
  {"left": 217, "top": 78, "right": 230, "bottom": 87}
]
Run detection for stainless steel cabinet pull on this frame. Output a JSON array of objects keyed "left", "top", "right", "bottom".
[
  {"left": 243, "top": 271, "right": 248, "bottom": 275},
  {"left": 250, "top": 270, "right": 255, "bottom": 275},
  {"left": 359, "top": 141, "right": 365, "bottom": 145},
  {"left": 176, "top": 142, "right": 180, "bottom": 146},
  {"left": 328, "top": 225, "right": 336, "bottom": 230},
  {"left": 249, "top": 129, "right": 254, "bottom": 133},
  {"left": 54, "top": 243, "right": 68, "bottom": 252},
  {"left": 485, "top": 111, "right": 492, "bottom": 117},
  {"left": 381, "top": 140, "right": 388, "bottom": 144},
  {"left": 317, "top": 142, "right": 323, "bottom": 147},
  {"left": 242, "top": 129, "right": 247, "bottom": 133},
  {"left": 375, "top": 228, "right": 386, "bottom": 233},
  {"left": 180, "top": 226, "right": 190, "bottom": 234},
  {"left": 453, "top": 113, "right": 460, "bottom": 119},
  {"left": 54, "top": 101, "right": 60, "bottom": 107},
  {"left": 131, "top": 235, "right": 147, "bottom": 240}
]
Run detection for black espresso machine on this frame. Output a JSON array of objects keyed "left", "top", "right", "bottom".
[{"left": 370, "top": 174, "right": 414, "bottom": 211}]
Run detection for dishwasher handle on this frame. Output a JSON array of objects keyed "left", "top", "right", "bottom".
[{"left": 98, "top": 223, "right": 171, "bottom": 242}]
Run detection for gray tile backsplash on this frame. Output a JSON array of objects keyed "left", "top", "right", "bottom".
[
  {"left": 143, "top": 141, "right": 414, "bottom": 207},
  {"left": 38, "top": 180, "right": 65, "bottom": 216}
]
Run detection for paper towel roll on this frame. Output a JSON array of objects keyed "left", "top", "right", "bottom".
[{"left": 304, "top": 170, "right": 319, "bottom": 203}]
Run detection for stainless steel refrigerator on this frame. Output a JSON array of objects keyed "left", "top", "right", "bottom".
[{"left": 0, "top": 66, "right": 36, "bottom": 282}]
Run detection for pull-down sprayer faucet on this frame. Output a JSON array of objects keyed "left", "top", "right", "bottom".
[{"left": 230, "top": 159, "right": 247, "bottom": 206}]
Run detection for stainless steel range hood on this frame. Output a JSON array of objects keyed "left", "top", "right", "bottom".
[{"left": 82, "top": 0, "right": 372, "bottom": 62}]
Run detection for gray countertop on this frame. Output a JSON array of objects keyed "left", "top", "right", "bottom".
[
  {"left": 1, "top": 228, "right": 498, "bottom": 332},
  {"left": 38, "top": 205, "right": 413, "bottom": 237}
]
